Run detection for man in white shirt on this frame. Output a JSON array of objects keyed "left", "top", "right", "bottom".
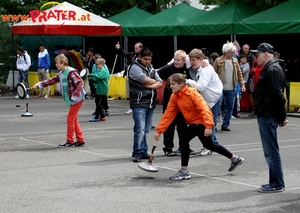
[{"left": 15, "top": 47, "right": 31, "bottom": 99}]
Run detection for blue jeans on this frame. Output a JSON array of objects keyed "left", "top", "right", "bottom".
[
  {"left": 18, "top": 71, "right": 29, "bottom": 95},
  {"left": 221, "top": 90, "right": 235, "bottom": 128},
  {"left": 211, "top": 97, "right": 222, "bottom": 143},
  {"left": 132, "top": 108, "right": 154, "bottom": 157},
  {"left": 258, "top": 116, "right": 285, "bottom": 188}
]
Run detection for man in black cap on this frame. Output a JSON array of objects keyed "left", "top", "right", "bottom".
[{"left": 251, "top": 43, "right": 287, "bottom": 193}]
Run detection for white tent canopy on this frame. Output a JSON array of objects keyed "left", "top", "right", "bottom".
[{"left": 12, "top": 1, "right": 122, "bottom": 36}]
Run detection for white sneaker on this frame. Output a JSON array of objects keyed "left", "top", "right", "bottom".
[
  {"left": 125, "top": 109, "right": 132, "bottom": 114},
  {"left": 200, "top": 148, "right": 212, "bottom": 156},
  {"left": 15, "top": 95, "right": 19, "bottom": 99},
  {"left": 26, "top": 94, "right": 30, "bottom": 99},
  {"left": 230, "top": 115, "right": 237, "bottom": 120}
]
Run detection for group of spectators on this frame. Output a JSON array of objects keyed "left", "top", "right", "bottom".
[
  {"left": 118, "top": 41, "right": 287, "bottom": 193},
  {"left": 15, "top": 44, "right": 50, "bottom": 99},
  {"left": 14, "top": 40, "right": 287, "bottom": 193}
]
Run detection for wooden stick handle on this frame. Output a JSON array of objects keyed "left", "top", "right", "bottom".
[{"left": 150, "top": 144, "right": 157, "bottom": 155}]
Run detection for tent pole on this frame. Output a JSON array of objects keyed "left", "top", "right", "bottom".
[
  {"left": 124, "top": 36, "right": 128, "bottom": 52},
  {"left": 83, "top": 37, "right": 86, "bottom": 52},
  {"left": 124, "top": 36, "right": 128, "bottom": 70},
  {"left": 174, "top": 36, "right": 177, "bottom": 52},
  {"left": 11, "top": 33, "right": 15, "bottom": 92}
]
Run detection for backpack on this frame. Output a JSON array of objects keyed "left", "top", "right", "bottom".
[
  {"left": 275, "top": 59, "right": 287, "bottom": 91},
  {"left": 23, "top": 52, "right": 32, "bottom": 68},
  {"left": 277, "top": 59, "right": 287, "bottom": 72}
]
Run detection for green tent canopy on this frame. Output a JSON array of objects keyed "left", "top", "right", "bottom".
[
  {"left": 108, "top": 6, "right": 153, "bottom": 36},
  {"left": 125, "top": 3, "right": 206, "bottom": 36},
  {"left": 234, "top": 0, "right": 300, "bottom": 34},
  {"left": 178, "top": 0, "right": 260, "bottom": 35}
]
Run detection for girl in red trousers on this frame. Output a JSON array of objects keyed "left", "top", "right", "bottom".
[{"left": 32, "top": 54, "right": 86, "bottom": 147}]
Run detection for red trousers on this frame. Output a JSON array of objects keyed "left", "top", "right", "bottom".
[{"left": 66, "top": 100, "right": 84, "bottom": 143}]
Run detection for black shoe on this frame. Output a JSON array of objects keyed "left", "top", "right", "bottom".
[
  {"left": 57, "top": 141, "right": 74, "bottom": 148},
  {"left": 174, "top": 147, "right": 181, "bottom": 156},
  {"left": 228, "top": 156, "right": 244, "bottom": 172},
  {"left": 151, "top": 125, "right": 155, "bottom": 129},
  {"left": 258, "top": 185, "right": 284, "bottom": 193},
  {"left": 141, "top": 153, "right": 151, "bottom": 159},
  {"left": 92, "top": 112, "right": 96, "bottom": 115},
  {"left": 221, "top": 127, "right": 231, "bottom": 131},
  {"left": 132, "top": 154, "right": 141, "bottom": 162},
  {"left": 163, "top": 147, "right": 176, "bottom": 156},
  {"left": 260, "top": 184, "right": 285, "bottom": 191},
  {"left": 74, "top": 142, "right": 85, "bottom": 147}
]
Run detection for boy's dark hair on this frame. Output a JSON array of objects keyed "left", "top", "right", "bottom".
[
  {"left": 209, "top": 52, "right": 219, "bottom": 61},
  {"left": 17, "top": 47, "right": 24, "bottom": 53},
  {"left": 38, "top": 43, "right": 45, "bottom": 48},
  {"left": 200, "top": 48, "right": 209, "bottom": 56},
  {"left": 139, "top": 47, "right": 153, "bottom": 58},
  {"left": 274, "top": 51, "right": 281, "bottom": 59},
  {"left": 238, "top": 53, "right": 247, "bottom": 61},
  {"left": 94, "top": 53, "right": 101, "bottom": 58},
  {"left": 88, "top": 48, "right": 94, "bottom": 53}
]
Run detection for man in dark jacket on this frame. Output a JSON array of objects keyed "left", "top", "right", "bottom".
[
  {"left": 251, "top": 43, "right": 288, "bottom": 193},
  {"left": 84, "top": 48, "right": 95, "bottom": 98},
  {"left": 115, "top": 42, "right": 143, "bottom": 114},
  {"left": 240, "top": 44, "right": 255, "bottom": 67},
  {"left": 115, "top": 42, "right": 143, "bottom": 77}
]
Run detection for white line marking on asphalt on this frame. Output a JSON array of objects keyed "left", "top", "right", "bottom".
[
  {"left": 285, "top": 187, "right": 300, "bottom": 191},
  {"left": 157, "top": 165, "right": 300, "bottom": 191},
  {"left": 16, "top": 138, "right": 300, "bottom": 192},
  {"left": 20, "top": 138, "right": 111, "bottom": 157},
  {"left": 157, "top": 165, "right": 258, "bottom": 187},
  {"left": 234, "top": 144, "right": 300, "bottom": 153},
  {"left": 224, "top": 138, "right": 300, "bottom": 148},
  {"left": 3, "top": 127, "right": 132, "bottom": 136}
]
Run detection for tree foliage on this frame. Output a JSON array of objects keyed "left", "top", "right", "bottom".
[
  {"left": 0, "top": 0, "right": 176, "bottom": 80},
  {"left": 200, "top": 0, "right": 289, "bottom": 11},
  {"left": 0, "top": 22, "right": 21, "bottom": 83},
  {"left": 0, "top": 0, "right": 192, "bottom": 17},
  {"left": 0, "top": 0, "right": 290, "bottom": 81}
]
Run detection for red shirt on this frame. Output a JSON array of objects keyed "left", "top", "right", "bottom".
[{"left": 250, "top": 59, "right": 263, "bottom": 87}]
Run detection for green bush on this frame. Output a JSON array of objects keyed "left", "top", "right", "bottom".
[{"left": 0, "top": 20, "right": 21, "bottom": 84}]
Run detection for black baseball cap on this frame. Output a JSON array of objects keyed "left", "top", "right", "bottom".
[{"left": 251, "top": 43, "right": 274, "bottom": 54}]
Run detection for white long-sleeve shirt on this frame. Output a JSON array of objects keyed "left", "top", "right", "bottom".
[
  {"left": 16, "top": 51, "right": 31, "bottom": 71},
  {"left": 187, "top": 64, "right": 223, "bottom": 108}
]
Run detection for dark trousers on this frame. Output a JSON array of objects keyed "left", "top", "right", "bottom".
[
  {"left": 163, "top": 111, "right": 187, "bottom": 149},
  {"left": 180, "top": 124, "right": 233, "bottom": 167},
  {"left": 89, "top": 80, "right": 96, "bottom": 96},
  {"left": 233, "top": 94, "right": 238, "bottom": 116},
  {"left": 103, "top": 95, "right": 109, "bottom": 110},
  {"left": 162, "top": 97, "right": 187, "bottom": 150},
  {"left": 94, "top": 94, "right": 106, "bottom": 119}
]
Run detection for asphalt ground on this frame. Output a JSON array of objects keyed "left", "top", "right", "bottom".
[{"left": 1, "top": 95, "right": 300, "bottom": 213}]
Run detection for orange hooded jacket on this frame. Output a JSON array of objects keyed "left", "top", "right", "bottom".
[{"left": 156, "top": 86, "right": 214, "bottom": 134}]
